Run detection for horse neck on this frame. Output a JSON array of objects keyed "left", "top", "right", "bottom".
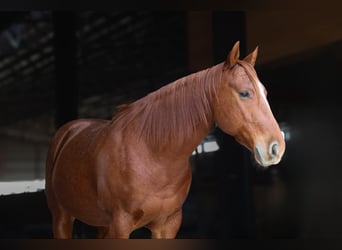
[
  {"left": 140, "top": 63, "right": 222, "bottom": 158},
  {"left": 112, "top": 63, "right": 223, "bottom": 159},
  {"left": 172, "top": 118, "right": 215, "bottom": 159}
]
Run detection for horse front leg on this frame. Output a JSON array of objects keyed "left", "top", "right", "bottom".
[
  {"left": 103, "top": 225, "right": 131, "bottom": 239},
  {"left": 99, "top": 214, "right": 133, "bottom": 239},
  {"left": 149, "top": 209, "right": 182, "bottom": 239}
]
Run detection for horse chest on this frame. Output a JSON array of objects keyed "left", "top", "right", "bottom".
[
  {"left": 99, "top": 164, "right": 191, "bottom": 228},
  {"left": 95, "top": 137, "right": 192, "bottom": 228}
]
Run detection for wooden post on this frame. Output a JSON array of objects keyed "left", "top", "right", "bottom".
[
  {"left": 52, "top": 11, "right": 78, "bottom": 129},
  {"left": 212, "top": 11, "right": 256, "bottom": 239}
]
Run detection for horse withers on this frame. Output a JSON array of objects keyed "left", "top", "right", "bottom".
[{"left": 45, "top": 41, "right": 285, "bottom": 238}]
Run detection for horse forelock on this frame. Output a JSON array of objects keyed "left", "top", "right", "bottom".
[
  {"left": 111, "top": 63, "right": 224, "bottom": 149},
  {"left": 236, "top": 60, "right": 261, "bottom": 98}
]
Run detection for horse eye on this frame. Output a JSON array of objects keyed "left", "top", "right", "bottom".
[{"left": 239, "top": 90, "right": 251, "bottom": 99}]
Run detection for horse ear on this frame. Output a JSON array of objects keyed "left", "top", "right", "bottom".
[
  {"left": 243, "top": 46, "right": 258, "bottom": 66},
  {"left": 224, "top": 41, "right": 240, "bottom": 70}
]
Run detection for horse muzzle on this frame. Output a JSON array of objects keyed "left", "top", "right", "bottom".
[{"left": 254, "top": 140, "right": 285, "bottom": 167}]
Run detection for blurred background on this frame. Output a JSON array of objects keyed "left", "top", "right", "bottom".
[{"left": 0, "top": 10, "right": 341, "bottom": 239}]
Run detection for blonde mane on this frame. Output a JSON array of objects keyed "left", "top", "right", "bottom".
[{"left": 111, "top": 63, "right": 224, "bottom": 149}]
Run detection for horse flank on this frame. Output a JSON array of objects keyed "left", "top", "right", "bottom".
[{"left": 111, "top": 63, "right": 224, "bottom": 149}]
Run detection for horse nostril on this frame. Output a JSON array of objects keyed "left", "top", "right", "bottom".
[{"left": 270, "top": 142, "right": 279, "bottom": 157}]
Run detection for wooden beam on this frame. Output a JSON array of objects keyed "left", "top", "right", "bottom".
[
  {"left": 187, "top": 11, "right": 213, "bottom": 72},
  {"left": 212, "top": 11, "right": 256, "bottom": 239}
]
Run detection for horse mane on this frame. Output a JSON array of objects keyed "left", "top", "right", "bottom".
[{"left": 111, "top": 63, "right": 224, "bottom": 149}]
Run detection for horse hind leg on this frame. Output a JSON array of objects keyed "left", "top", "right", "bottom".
[
  {"left": 46, "top": 183, "right": 75, "bottom": 238},
  {"left": 97, "top": 226, "right": 109, "bottom": 238},
  {"left": 51, "top": 206, "right": 75, "bottom": 239}
]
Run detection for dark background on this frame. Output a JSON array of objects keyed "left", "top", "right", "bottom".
[{"left": 0, "top": 10, "right": 341, "bottom": 239}]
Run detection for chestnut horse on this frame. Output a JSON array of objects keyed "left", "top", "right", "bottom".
[{"left": 45, "top": 41, "right": 285, "bottom": 239}]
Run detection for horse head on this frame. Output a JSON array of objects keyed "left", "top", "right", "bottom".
[{"left": 213, "top": 41, "right": 285, "bottom": 167}]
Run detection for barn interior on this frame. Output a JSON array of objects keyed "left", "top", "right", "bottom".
[{"left": 0, "top": 10, "right": 341, "bottom": 239}]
